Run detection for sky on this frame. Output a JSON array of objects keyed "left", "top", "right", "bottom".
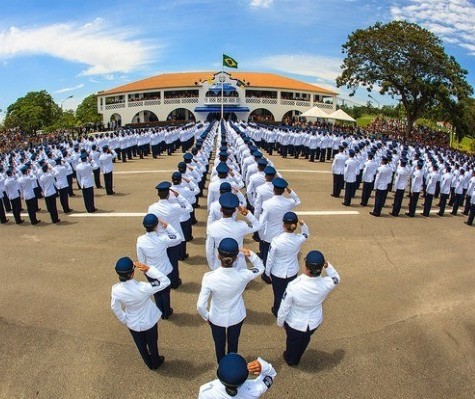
[{"left": 0, "top": 0, "right": 475, "bottom": 119}]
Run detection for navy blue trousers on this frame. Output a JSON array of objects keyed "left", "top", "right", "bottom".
[
  {"left": 209, "top": 320, "right": 244, "bottom": 363},
  {"left": 284, "top": 323, "right": 318, "bottom": 366},
  {"left": 271, "top": 273, "right": 297, "bottom": 315},
  {"left": 129, "top": 323, "right": 161, "bottom": 369},
  {"left": 147, "top": 272, "right": 172, "bottom": 317},
  {"left": 166, "top": 245, "right": 181, "bottom": 288}
]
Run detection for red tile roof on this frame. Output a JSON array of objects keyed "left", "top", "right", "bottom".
[{"left": 99, "top": 71, "right": 337, "bottom": 96}]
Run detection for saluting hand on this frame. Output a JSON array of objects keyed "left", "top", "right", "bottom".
[
  {"left": 158, "top": 218, "right": 168, "bottom": 229},
  {"left": 240, "top": 248, "right": 251, "bottom": 257},
  {"left": 238, "top": 206, "right": 249, "bottom": 216},
  {"left": 170, "top": 188, "right": 179, "bottom": 197},
  {"left": 247, "top": 360, "right": 262, "bottom": 375},
  {"left": 133, "top": 261, "right": 150, "bottom": 272}
]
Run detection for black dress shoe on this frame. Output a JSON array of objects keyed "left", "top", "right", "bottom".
[
  {"left": 369, "top": 212, "right": 380, "bottom": 217},
  {"left": 52, "top": 219, "right": 61, "bottom": 224},
  {"left": 31, "top": 220, "right": 41, "bottom": 225},
  {"left": 420, "top": 213, "right": 429, "bottom": 217},
  {"left": 405, "top": 212, "right": 414, "bottom": 217},
  {"left": 261, "top": 274, "right": 272, "bottom": 284},
  {"left": 283, "top": 351, "right": 296, "bottom": 367},
  {"left": 171, "top": 279, "right": 182, "bottom": 289},
  {"left": 389, "top": 212, "right": 398, "bottom": 217},
  {"left": 150, "top": 355, "right": 165, "bottom": 370},
  {"left": 64, "top": 209, "right": 73, "bottom": 213},
  {"left": 162, "top": 308, "right": 174, "bottom": 320},
  {"left": 436, "top": 213, "right": 443, "bottom": 216},
  {"left": 464, "top": 221, "right": 472, "bottom": 226},
  {"left": 16, "top": 219, "right": 25, "bottom": 224},
  {"left": 1, "top": 218, "right": 9, "bottom": 224}
]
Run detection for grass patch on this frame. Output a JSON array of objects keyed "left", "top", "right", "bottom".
[
  {"left": 357, "top": 114, "right": 376, "bottom": 127},
  {"left": 452, "top": 136, "right": 475, "bottom": 153}
]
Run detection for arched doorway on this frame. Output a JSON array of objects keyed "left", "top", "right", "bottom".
[
  {"left": 167, "top": 108, "right": 196, "bottom": 123},
  {"left": 282, "top": 110, "right": 302, "bottom": 124},
  {"left": 132, "top": 110, "right": 159, "bottom": 124},
  {"left": 248, "top": 108, "right": 275, "bottom": 123},
  {"left": 110, "top": 113, "right": 122, "bottom": 129}
]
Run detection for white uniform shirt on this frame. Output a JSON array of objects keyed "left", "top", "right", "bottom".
[
  {"left": 147, "top": 196, "right": 193, "bottom": 245},
  {"left": 136, "top": 225, "right": 182, "bottom": 276},
  {"left": 277, "top": 264, "right": 340, "bottom": 332},
  {"left": 4, "top": 176, "right": 21, "bottom": 200},
  {"left": 52, "top": 165, "right": 69, "bottom": 190},
  {"left": 343, "top": 158, "right": 359, "bottom": 183},
  {"left": 75, "top": 161, "right": 94, "bottom": 189},
  {"left": 411, "top": 169, "right": 423, "bottom": 193},
  {"left": 332, "top": 153, "right": 347, "bottom": 175},
  {"left": 18, "top": 174, "right": 36, "bottom": 200},
  {"left": 39, "top": 171, "right": 57, "bottom": 197},
  {"left": 254, "top": 182, "right": 274, "bottom": 218},
  {"left": 394, "top": 166, "right": 410, "bottom": 191},
  {"left": 374, "top": 164, "right": 392, "bottom": 190},
  {"left": 426, "top": 171, "right": 439, "bottom": 195},
  {"left": 198, "top": 357, "right": 276, "bottom": 399},
  {"left": 197, "top": 251, "right": 264, "bottom": 326},
  {"left": 259, "top": 192, "right": 301, "bottom": 243},
  {"left": 440, "top": 171, "right": 452, "bottom": 195},
  {"left": 110, "top": 267, "right": 171, "bottom": 331},
  {"left": 99, "top": 152, "right": 115, "bottom": 174},
  {"left": 265, "top": 224, "right": 309, "bottom": 278},
  {"left": 206, "top": 214, "right": 261, "bottom": 270}
]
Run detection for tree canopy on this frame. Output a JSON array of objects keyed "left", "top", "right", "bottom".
[
  {"left": 76, "top": 94, "right": 102, "bottom": 125},
  {"left": 336, "top": 20, "right": 473, "bottom": 138},
  {"left": 4, "top": 90, "right": 62, "bottom": 133}
]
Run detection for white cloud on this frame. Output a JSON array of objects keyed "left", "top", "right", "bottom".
[
  {"left": 253, "top": 54, "right": 343, "bottom": 83},
  {"left": 54, "top": 83, "right": 84, "bottom": 94},
  {"left": 0, "top": 18, "right": 160, "bottom": 75},
  {"left": 250, "top": 0, "right": 274, "bottom": 8},
  {"left": 391, "top": 0, "right": 475, "bottom": 56}
]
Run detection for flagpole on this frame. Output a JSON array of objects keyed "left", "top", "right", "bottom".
[{"left": 221, "top": 53, "right": 224, "bottom": 122}]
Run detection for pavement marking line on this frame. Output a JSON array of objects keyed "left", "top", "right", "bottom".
[
  {"left": 279, "top": 169, "right": 332, "bottom": 174},
  {"left": 115, "top": 169, "right": 177, "bottom": 174},
  {"left": 67, "top": 210, "right": 360, "bottom": 217}
]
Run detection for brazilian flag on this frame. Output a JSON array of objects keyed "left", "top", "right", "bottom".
[{"left": 223, "top": 54, "right": 238, "bottom": 69}]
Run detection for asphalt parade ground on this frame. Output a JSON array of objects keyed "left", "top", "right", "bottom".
[{"left": 0, "top": 151, "right": 474, "bottom": 399}]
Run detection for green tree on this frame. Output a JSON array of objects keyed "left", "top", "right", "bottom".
[
  {"left": 76, "top": 94, "right": 102, "bottom": 125},
  {"left": 336, "top": 21, "right": 473, "bottom": 138},
  {"left": 4, "top": 90, "right": 62, "bottom": 133}
]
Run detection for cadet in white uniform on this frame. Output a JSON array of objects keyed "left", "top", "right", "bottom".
[
  {"left": 258, "top": 177, "right": 301, "bottom": 272},
  {"left": 110, "top": 256, "right": 170, "bottom": 369},
  {"left": 148, "top": 181, "right": 193, "bottom": 289},
  {"left": 199, "top": 353, "right": 277, "bottom": 399},
  {"left": 197, "top": 238, "right": 264, "bottom": 362},
  {"left": 136, "top": 214, "right": 182, "bottom": 319},
  {"left": 75, "top": 152, "right": 97, "bottom": 213},
  {"left": 206, "top": 193, "right": 261, "bottom": 271},
  {"left": 265, "top": 212, "right": 309, "bottom": 316},
  {"left": 277, "top": 250, "right": 340, "bottom": 366}
]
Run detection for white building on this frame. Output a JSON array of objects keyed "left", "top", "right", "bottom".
[{"left": 97, "top": 71, "right": 337, "bottom": 126}]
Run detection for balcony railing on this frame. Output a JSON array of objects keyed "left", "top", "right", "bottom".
[
  {"left": 313, "top": 102, "right": 334, "bottom": 110},
  {"left": 105, "top": 103, "right": 126, "bottom": 110},
  {"left": 204, "top": 97, "right": 240, "bottom": 105},
  {"left": 245, "top": 98, "right": 278, "bottom": 105}
]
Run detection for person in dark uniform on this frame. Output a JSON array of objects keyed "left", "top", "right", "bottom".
[
  {"left": 277, "top": 250, "right": 340, "bottom": 366},
  {"left": 111, "top": 256, "right": 170, "bottom": 369}
]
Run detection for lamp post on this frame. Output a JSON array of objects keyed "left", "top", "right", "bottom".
[
  {"left": 60, "top": 95, "right": 73, "bottom": 110},
  {"left": 368, "top": 94, "right": 380, "bottom": 109}
]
